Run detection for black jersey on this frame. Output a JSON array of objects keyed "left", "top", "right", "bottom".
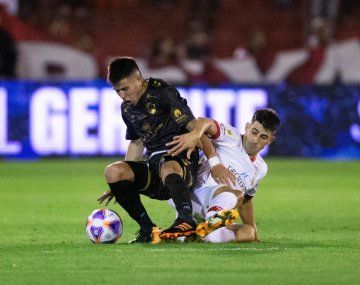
[{"left": 121, "top": 78, "right": 195, "bottom": 154}]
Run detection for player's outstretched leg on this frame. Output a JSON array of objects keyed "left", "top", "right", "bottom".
[
  {"left": 196, "top": 208, "right": 239, "bottom": 237},
  {"left": 204, "top": 224, "right": 257, "bottom": 243},
  {"left": 196, "top": 191, "right": 239, "bottom": 237}
]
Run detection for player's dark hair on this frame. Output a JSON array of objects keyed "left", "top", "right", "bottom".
[
  {"left": 107, "top": 57, "right": 140, "bottom": 84},
  {"left": 252, "top": 108, "right": 280, "bottom": 133}
]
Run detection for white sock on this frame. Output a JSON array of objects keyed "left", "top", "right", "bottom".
[
  {"left": 205, "top": 192, "right": 237, "bottom": 220},
  {"left": 204, "top": 227, "right": 236, "bottom": 243}
]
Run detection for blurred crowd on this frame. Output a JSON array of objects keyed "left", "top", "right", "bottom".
[
  {"left": 0, "top": 7, "right": 16, "bottom": 78},
  {"left": 18, "top": 0, "right": 94, "bottom": 52},
  {"left": 0, "top": 0, "right": 359, "bottom": 83}
]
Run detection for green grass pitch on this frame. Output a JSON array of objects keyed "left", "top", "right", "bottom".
[{"left": 0, "top": 158, "right": 359, "bottom": 285}]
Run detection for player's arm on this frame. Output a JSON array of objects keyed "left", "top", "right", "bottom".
[
  {"left": 121, "top": 109, "right": 144, "bottom": 161},
  {"left": 238, "top": 196, "right": 260, "bottom": 241},
  {"left": 167, "top": 118, "right": 236, "bottom": 186},
  {"left": 167, "top": 117, "right": 218, "bottom": 157},
  {"left": 186, "top": 117, "right": 218, "bottom": 136},
  {"left": 125, "top": 139, "right": 144, "bottom": 161},
  {"left": 196, "top": 121, "right": 236, "bottom": 186},
  {"left": 163, "top": 89, "right": 235, "bottom": 185},
  {"left": 163, "top": 86, "right": 215, "bottom": 156}
]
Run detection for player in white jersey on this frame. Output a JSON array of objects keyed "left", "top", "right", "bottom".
[{"left": 166, "top": 108, "right": 280, "bottom": 242}]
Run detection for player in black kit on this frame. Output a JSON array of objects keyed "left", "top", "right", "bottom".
[{"left": 97, "top": 57, "right": 233, "bottom": 243}]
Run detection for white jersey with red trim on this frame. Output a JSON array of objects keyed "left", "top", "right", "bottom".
[{"left": 195, "top": 121, "right": 268, "bottom": 197}]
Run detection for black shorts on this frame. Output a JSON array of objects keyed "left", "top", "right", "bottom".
[{"left": 124, "top": 149, "right": 199, "bottom": 200}]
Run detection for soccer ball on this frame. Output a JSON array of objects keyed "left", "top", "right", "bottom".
[{"left": 86, "top": 208, "right": 123, "bottom": 244}]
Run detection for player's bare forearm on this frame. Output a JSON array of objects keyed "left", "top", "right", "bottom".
[
  {"left": 200, "top": 133, "right": 216, "bottom": 158},
  {"left": 125, "top": 139, "right": 144, "bottom": 161},
  {"left": 238, "top": 197, "right": 259, "bottom": 240},
  {"left": 197, "top": 119, "right": 236, "bottom": 186},
  {"left": 204, "top": 136, "right": 236, "bottom": 186},
  {"left": 185, "top": 118, "right": 197, "bottom": 132},
  {"left": 166, "top": 118, "right": 216, "bottom": 158},
  {"left": 187, "top": 117, "right": 218, "bottom": 137},
  {"left": 199, "top": 117, "right": 218, "bottom": 137},
  {"left": 167, "top": 117, "right": 236, "bottom": 185},
  {"left": 197, "top": 118, "right": 218, "bottom": 158}
]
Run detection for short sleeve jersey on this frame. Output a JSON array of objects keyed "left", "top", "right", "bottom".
[
  {"left": 121, "top": 78, "right": 195, "bottom": 154},
  {"left": 196, "top": 121, "right": 268, "bottom": 197}
]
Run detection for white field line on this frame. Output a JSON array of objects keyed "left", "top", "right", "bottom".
[{"left": 145, "top": 247, "right": 282, "bottom": 252}]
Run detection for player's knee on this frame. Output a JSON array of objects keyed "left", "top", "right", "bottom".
[
  {"left": 235, "top": 224, "right": 256, "bottom": 242},
  {"left": 160, "top": 161, "right": 183, "bottom": 182},
  {"left": 213, "top": 187, "right": 243, "bottom": 209},
  {"left": 210, "top": 191, "right": 238, "bottom": 210},
  {"left": 247, "top": 225, "right": 257, "bottom": 242},
  {"left": 104, "top": 162, "right": 133, "bottom": 183}
]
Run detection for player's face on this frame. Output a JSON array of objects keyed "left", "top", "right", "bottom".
[
  {"left": 112, "top": 72, "right": 143, "bottom": 105},
  {"left": 243, "top": 121, "right": 274, "bottom": 155}
]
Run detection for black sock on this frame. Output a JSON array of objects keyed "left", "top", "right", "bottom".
[
  {"left": 108, "top": 180, "right": 154, "bottom": 231},
  {"left": 164, "top": 173, "right": 194, "bottom": 223}
]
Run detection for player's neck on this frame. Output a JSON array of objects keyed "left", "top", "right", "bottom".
[
  {"left": 139, "top": 79, "right": 148, "bottom": 97},
  {"left": 241, "top": 135, "right": 258, "bottom": 161},
  {"left": 134, "top": 79, "right": 148, "bottom": 105}
]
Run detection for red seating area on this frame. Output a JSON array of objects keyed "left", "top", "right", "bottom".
[
  {"left": 212, "top": 1, "right": 305, "bottom": 57},
  {"left": 2, "top": 1, "right": 359, "bottom": 82},
  {"left": 5, "top": 0, "right": 359, "bottom": 60},
  {"left": 92, "top": 1, "right": 190, "bottom": 58},
  {"left": 90, "top": 0, "right": 306, "bottom": 58}
]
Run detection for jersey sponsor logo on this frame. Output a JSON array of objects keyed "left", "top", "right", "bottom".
[
  {"left": 226, "top": 129, "right": 233, "bottom": 136},
  {"left": 146, "top": 93, "right": 157, "bottom": 100},
  {"left": 143, "top": 122, "right": 164, "bottom": 142},
  {"left": 228, "top": 165, "right": 248, "bottom": 191},
  {"left": 173, "top": 108, "right": 188, "bottom": 123}
]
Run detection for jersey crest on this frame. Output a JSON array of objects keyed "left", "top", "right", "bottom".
[{"left": 145, "top": 102, "right": 157, "bottom": 115}]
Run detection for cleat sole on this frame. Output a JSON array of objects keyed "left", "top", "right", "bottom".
[{"left": 159, "top": 230, "right": 196, "bottom": 240}]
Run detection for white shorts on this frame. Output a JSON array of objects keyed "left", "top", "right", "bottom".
[{"left": 168, "top": 185, "right": 223, "bottom": 219}]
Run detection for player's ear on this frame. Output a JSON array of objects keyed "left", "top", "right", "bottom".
[
  {"left": 133, "top": 71, "right": 141, "bottom": 82},
  {"left": 270, "top": 134, "right": 275, "bottom": 144},
  {"left": 245, "top": 123, "right": 251, "bottom": 132}
]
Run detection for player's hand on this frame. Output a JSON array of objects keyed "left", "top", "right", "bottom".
[
  {"left": 210, "top": 164, "right": 236, "bottom": 186},
  {"left": 97, "top": 189, "right": 115, "bottom": 206},
  {"left": 166, "top": 132, "right": 200, "bottom": 158}
]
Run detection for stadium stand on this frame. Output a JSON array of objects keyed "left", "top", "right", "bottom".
[{"left": 2, "top": 0, "right": 360, "bottom": 83}]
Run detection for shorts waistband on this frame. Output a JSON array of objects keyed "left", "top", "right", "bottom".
[{"left": 148, "top": 149, "right": 169, "bottom": 160}]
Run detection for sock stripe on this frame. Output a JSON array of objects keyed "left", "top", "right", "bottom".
[{"left": 208, "top": 206, "right": 223, "bottom": 213}]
